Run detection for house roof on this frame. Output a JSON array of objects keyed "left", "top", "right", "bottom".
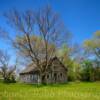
[
  {"left": 20, "top": 63, "right": 40, "bottom": 75},
  {"left": 20, "top": 56, "right": 67, "bottom": 75}
]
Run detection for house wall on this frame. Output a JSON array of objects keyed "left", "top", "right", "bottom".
[
  {"left": 45, "top": 70, "right": 67, "bottom": 84},
  {"left": 20, "top": 69, "right": 67, "bottom": 84},
  {"left": 44, "top": 59, "right": 68, "bottom": 84},
  {"left": 20, "top": 74, "right": 41, "bottom": 84}
]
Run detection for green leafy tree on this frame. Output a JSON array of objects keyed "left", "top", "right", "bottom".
[
  {"left": 80, "top": 60, "right": 94, "bottom": 81},
  {"left": 57, "top": 44, "right": 81, "bottom": 81},
  {"left": 84, "top": 31, "right": 100, "bottom": 60}
]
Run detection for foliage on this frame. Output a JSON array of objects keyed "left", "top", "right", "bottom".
[
  {"left": 84, "top": 31, "right": 100, "bottom": 60},
  {"left": 92, "top": 60, "right": 100, "bottom": 81},
  {"left": 57, "top": 44, "right": 81, "bottom": 81},
  {"left": 80, "top": 59, "right": 100, "bottom": 81},
  {"left": 80, "top": 60, "right": 94, "bottom": 81},
  {"left": 83, "top": 31, "right": 100, "bottom": 81}
]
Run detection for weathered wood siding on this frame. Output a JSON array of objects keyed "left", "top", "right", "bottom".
[{"left": 20, "top": 74, "right": 41, "bottom": 84}]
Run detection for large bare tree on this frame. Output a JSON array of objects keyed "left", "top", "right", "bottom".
[{"left": 3, "top": 6, "right": 70, "bottom": 83}]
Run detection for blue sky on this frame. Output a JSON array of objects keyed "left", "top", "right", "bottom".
[
  {"left": 0, "top": 0, "right": 100, "bottom": 50},
  {"left": 0, "top": 0, "right": 100, "bottom": 43}
]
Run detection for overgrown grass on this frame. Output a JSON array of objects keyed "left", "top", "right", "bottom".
[{"left": 0, "top": 81, "right": 100, "bottom": 100}]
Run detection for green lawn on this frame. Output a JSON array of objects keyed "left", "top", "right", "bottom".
[{"left": 0, "top": 82, "right": 100, "bottom": 100}]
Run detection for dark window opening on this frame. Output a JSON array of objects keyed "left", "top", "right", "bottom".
[
  {"left": 54, "top": 73, "right": 57, "bottom": 77},
  {"left": 54, "top": 73, "right": 57, "bottom": 81},
  {"left": 60, "top": 73, "right": 62, "bottom": 77},
  {"left": 47, "top": 75, "right": 49, "bottom": 79}
]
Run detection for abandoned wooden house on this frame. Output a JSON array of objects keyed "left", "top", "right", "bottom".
[{"left": 19, "top": 57, "right": 68, "bottom": 84}]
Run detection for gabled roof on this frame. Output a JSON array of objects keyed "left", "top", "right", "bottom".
[
  {"left": 20, "top": 63, "right": 40, "bottom": 75},
  {"left": 20, "top": 56, "right": 67, "bottom": 75}
]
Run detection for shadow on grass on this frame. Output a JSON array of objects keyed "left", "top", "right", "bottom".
[
  {"left": 0, "top": 79, "right": 98, "bottom": 88},
  {"left": 23, "top": 82, "right": 70, "bottom": 88}
]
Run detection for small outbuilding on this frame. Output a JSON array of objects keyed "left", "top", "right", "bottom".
[{"left": 20, "top": 57, "right": 68, "bottom": 84}]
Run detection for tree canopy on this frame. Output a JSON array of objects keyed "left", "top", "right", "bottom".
[{"left": 84, "top": 31, "right": 100, "bottom": 60}]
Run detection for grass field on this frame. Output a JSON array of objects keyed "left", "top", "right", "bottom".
[{"left": 0, "top": 82, "right": 100, "bottom": 100}]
